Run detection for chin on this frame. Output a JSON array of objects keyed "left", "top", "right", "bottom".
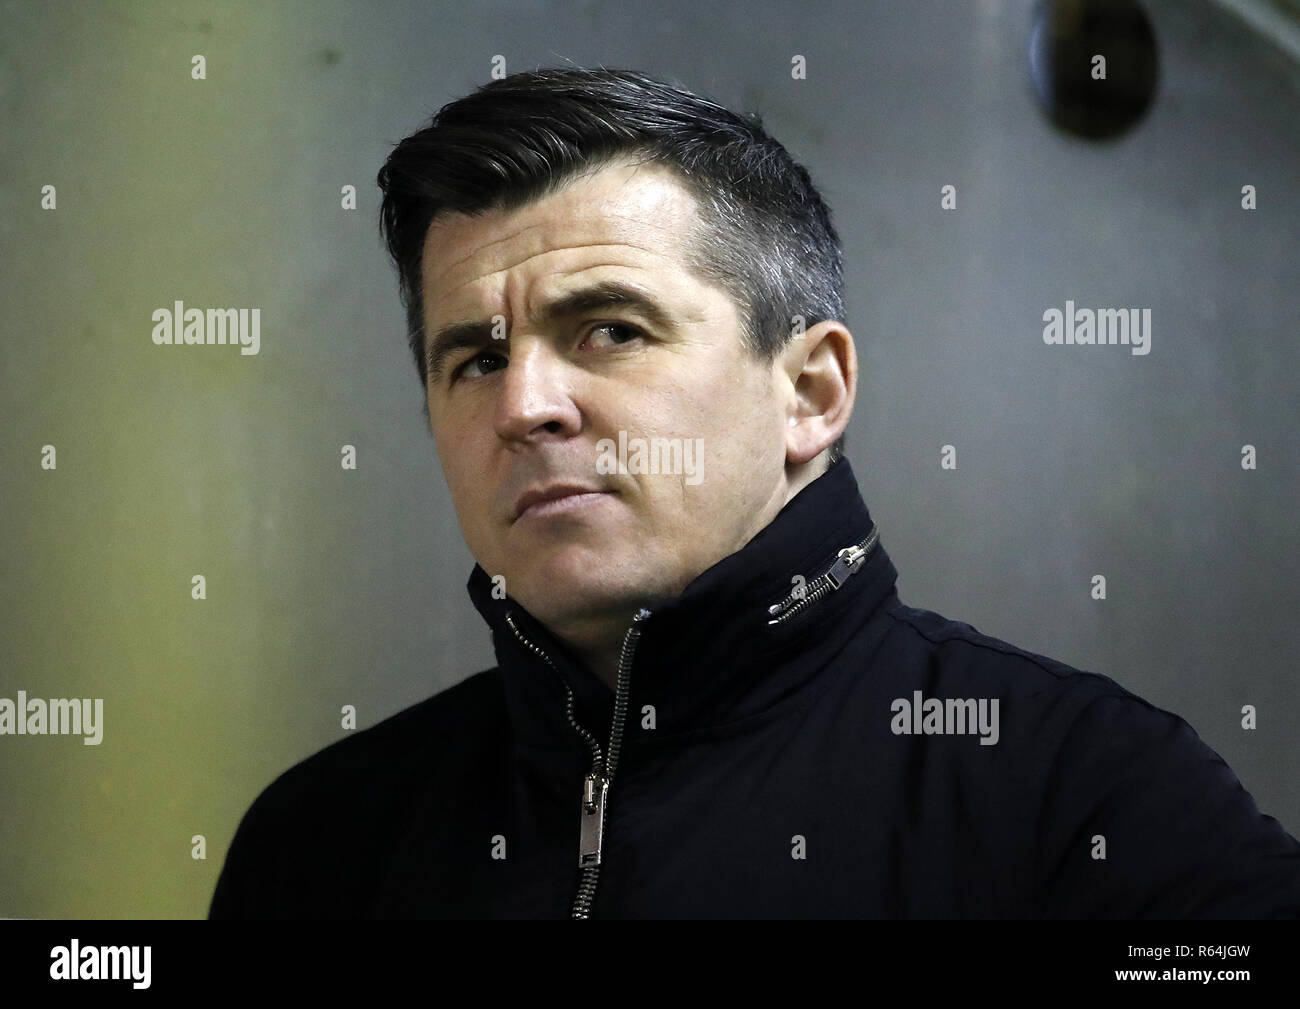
[
  {"left": 525, "top": 550, "right": 611, "bottom": 597},
  {"left": 514, "top": 548, "right": 650, "bottom": 616}
]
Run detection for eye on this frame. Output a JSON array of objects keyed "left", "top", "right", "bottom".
[
  {"left": 452, "top": 349, "right": 507, "bottom": 382},
  {"left": 585, "top": 322, "right": 644, "bottom": 348},
  {"left": 448, "top": 324, "right": 643, "bottom": 384}
]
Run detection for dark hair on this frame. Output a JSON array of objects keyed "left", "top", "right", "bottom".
[{"left": 377, "top": 66, "right": 846, "bottom": 466}]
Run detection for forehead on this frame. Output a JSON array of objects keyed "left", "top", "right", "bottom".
[{"left": 421, "top": 161, "right": 702, "bottom": 314}]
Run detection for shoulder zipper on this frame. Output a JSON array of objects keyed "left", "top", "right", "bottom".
[
  {"left": 505, "top": 606, "right": 651, "bottom": 920},
  {"left": 765, "top": 523, "right": 879, "bottom": 626}
]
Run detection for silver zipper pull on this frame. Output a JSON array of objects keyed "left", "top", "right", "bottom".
[
  {"left": 765, "top": 526, "right": 879, "bottom": 625},
  {"left": 578, "top": 773, "right": 609, "bottom": 867},
  {"left": 825, "top": 544, "right": 868, "bottom": 589}
]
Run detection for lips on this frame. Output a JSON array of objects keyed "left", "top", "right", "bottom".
[{"left": 512, "top": 484, "right": 610, "bottom": 523}]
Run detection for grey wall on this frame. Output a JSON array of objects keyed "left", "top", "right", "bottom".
[{"left": 0, "top": 0, "right": 1296, "bottom": 917}]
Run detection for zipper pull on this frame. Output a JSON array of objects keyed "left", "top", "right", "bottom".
[
  {"left": 578, "top": 773, "right": 609, "bottom": 867},
  {"left": 766, "top": 526, "right": 879, "bottom": 625},
  {"left": 825, "top": 544, "right": 868, "bottom": 589}
]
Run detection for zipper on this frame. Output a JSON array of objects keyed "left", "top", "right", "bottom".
[
  {"left": 500, "top": 523, "right": 876, "bottom": 916},
  {"left": 505, "top": 605, "right": 651, "bottom": 920},
  {"left": 765, "top": 523, "right": 879, "bottom": 626}
]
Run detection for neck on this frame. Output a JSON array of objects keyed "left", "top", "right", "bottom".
[{"left": 544, "top": 458, "right": 828, "bottom": 692}]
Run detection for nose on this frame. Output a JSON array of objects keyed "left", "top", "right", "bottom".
[{"left": 492, "top": 337, "right": 583, "bottom": 445}]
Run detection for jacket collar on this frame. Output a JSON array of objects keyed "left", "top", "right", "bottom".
[{"left": 466, "top": 457, "right": 899, "bottom": 751}]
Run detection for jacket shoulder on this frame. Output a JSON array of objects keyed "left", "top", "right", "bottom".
[
  {"left": 882, "top": 603, "right": 1300, "bottom": 917},
  {"left": 251, "top": 666, "right": 502, "bottom": 808},
  {"left": 884, "top": 600, "right": 1134, "bottom": 703},
  {"left": 208, "top": 667, "right": 504, "bottom": 917}
]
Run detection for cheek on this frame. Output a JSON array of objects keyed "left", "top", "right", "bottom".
[
  {"left": 695, "top": 366, "right": 777, "bottom": 440},
  {"left": 668, "top": 363, "right": 751, "bottom": 428}
]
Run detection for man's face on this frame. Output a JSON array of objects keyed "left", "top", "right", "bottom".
[{"left": 422, "top": 160, "right": 793, "bottom": 638}]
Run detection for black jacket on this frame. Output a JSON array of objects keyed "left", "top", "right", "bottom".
[{"left": 209, "top": 457, "right": 1300, "bottom": 918}]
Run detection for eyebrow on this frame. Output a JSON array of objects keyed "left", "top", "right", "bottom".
[{"left": 425, "top": 279, "right": 678, "bottom": 383}]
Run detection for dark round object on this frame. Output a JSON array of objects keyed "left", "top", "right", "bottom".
[{"left": 1029, "top": 0, "right": 1159, "bottom": 140}]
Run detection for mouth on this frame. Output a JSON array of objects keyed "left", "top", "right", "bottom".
[{"left": 512, "top": 485, "right": 614, "bottom": 524}]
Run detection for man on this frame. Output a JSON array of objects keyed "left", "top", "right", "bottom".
[{"left": 210, "top": 67, "right": 1300, "bottom": 918}]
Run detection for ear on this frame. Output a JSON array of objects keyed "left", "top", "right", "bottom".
[{"left": 779, "top": 320, "right": 857, "bottom": 466}]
